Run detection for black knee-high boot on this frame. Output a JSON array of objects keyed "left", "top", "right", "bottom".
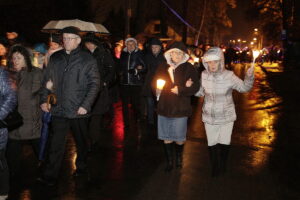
[
  {"left": 219, "top": 144, "right": 230, "bottom": 175},
  {"left": 163, "top": 143, "right": 174, "bottom": 172},
  {"left": 208, "top": 145, "right": 219, "bottom": 177},
  {"left": 175, "top": 144, "right": 184, "bottom": 168}
]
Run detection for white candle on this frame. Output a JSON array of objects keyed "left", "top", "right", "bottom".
[
  {"left": 252, "top": 50, "right": 260, "bottom": 62},
  {"left": 156, "top": 79, "right": 166, "bottom": 101},
  {"left": 157, "top": 79, "right": 166, "bottom": 90}
]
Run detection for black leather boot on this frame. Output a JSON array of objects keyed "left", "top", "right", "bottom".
[
  {"left": 208, "top": 145, "right": 220, "bottom": 177},
  {"left": 163, "top": 143, "right": 174, "bottom": 172},
  {"left": 219, "top": 144, "right": 230, "bottom": 175},
  {"left": 175, "top": 143, "right": 184, "bottom": 168}
]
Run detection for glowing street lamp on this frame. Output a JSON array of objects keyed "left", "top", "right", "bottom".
[
  {"left": 253, "top": 38, "right": 257, "bottom": 41},
  {"left": 254, "top": 28, "right": 258, "bottom": 32}
]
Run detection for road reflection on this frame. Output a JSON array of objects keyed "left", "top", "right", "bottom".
[{"left": 245, "top": 64, "right": 282, "bottom": 171}]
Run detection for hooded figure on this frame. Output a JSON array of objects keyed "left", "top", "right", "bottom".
[
  {"left": 153, "top": 41, "right": 200, "bottom": 172},
  {"left": 195, "top": 47, "right": 254, "bottom": 177},
  {"left": 141, "top": 38, "right": 166, "bottom": 125},
  {"left": 82, "top": 33, "right": 116, "bottom": 149}
]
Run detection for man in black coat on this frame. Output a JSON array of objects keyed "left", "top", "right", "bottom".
[
  {"left": 82, "top": 34, "right": 116, "bottom": 149},
  {"left": 142, "top": 38, "right": 166, "bottom": 125},
  {"left": 39, "top": 26, "right": 100, "bottom": 185},
  {"left": 119, "top": 37, "right": 146, "bottom": 127}
]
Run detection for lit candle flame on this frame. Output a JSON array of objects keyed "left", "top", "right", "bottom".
[
  {"left": 157, "top": 79, "right": 166, "bottom": 90},
  {"left": 253, "top": 50, "right": 260, "bottom": 61}
]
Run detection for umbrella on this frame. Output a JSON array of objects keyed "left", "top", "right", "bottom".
[
  {"left": 39, "top": 111, "right": 51, "bottom": 161},
  {"left": 42, "top": 19, "right": 109, "bottom": 34},
  {"left": 38, "top": 94, "right": 57, "bottom": 161}
]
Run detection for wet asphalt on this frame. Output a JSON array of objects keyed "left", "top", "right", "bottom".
[{"left": 8, "top": 62, "right": 300, "bottom": 200}]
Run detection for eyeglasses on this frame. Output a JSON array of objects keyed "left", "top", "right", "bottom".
[{"left": 63, "top": 37, "right": 79, "bottom": 41}]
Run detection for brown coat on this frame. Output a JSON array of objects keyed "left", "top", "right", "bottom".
[{"left": 9, "top": 67, "right": 43, "bottom": 140}]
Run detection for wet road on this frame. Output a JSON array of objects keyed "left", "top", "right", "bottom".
[{"left": 9, "top": 63, "right": 300, "bottom": 200}]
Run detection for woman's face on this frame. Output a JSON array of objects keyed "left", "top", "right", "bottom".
[
  {"left": 12, "top": 52, "right": 26, "bottom": 71},
  {"left": 207, "top": 60, "right": 219, "bottom": 72},
  {"left": 170, "top": 50, "right": 184, "bottom": 64}
]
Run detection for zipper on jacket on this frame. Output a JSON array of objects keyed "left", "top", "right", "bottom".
[
  {"left": 211, "top": 77, "right": 215, "bottom": 124},
  {"left": 127, "top": 53, "right": 131, "bottom": 84}
]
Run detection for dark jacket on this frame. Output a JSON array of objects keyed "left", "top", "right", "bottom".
[
  {"left": 0, "top": 68, "right": 17, "bottom": 149},
  {"left": 87, "top": 46, "right": 115, "bottom": 115},
  {"left": 40, "top": 47, "right": 100, "bottom": 119},
  {"left": 153, "top": 41, "right": 200, "bottom": 117},
  {"left": 142, "top": 42, "right": 166, "bottom": 97},
  {"left": 9, "top": 67, "right": 43, "bottom": 140},
  {"left": 119, "top": 49, "right": 146, "bottom": 86},
  {"left": 154, "top": 62, "right": 199, "bottom": 118},
  {"left": 88, "top": 45, "right": 115, "bottom": 88}
]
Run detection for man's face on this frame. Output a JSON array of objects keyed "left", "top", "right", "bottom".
[
  {"left": 63, "top": 33, "right": 81, "bottom": 52},
  {"left": 151, "top": 45, "right": 161, "bottom": 55},
  {"left": 126, "top": 41, "right": 136, "bottom": 52}
]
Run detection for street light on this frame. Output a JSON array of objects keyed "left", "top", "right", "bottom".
[{"left": 254, "top": 28, "right": 258, "bottom": 32}]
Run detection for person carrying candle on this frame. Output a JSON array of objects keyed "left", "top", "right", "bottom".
[
  {"left": 153, "top": 41, "right": 200, "bottom": 172},
  {"left": 193, "top": 47, "right": 255, "bottom": 177}
]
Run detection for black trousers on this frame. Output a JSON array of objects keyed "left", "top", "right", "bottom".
[
  {"left": 6, "top": 138, "right": 40, "bottom": 176},
  {"left": 120, "top": 85, "right": 142, "bottom": 125},
  {"left": 0, "top": 149, "right": 9, "bottom": 195},
  {"left": 42, "top": 117, "right": 88, "bottom": 181},
  {"left": 88, "top": 114, "right": 103, "bottom": 145}
]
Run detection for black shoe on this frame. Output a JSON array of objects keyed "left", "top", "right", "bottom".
[
  {"left": 72, "top": 169, "right": 87, "bottom": 177},
  {"left": 36, "top": 176, "right": 56, "bottom": 187}
]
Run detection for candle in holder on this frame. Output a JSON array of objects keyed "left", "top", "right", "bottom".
[{"left": 156, "top": 79, "right": 166, "bottom": 100}]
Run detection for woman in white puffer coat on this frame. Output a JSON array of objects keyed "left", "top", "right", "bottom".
[{"left": 194, "top": 47, "right": 254, "bottom": 177}]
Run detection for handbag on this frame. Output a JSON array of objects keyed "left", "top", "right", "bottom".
[{"left": 0, "top": 108, "right": 23, "bottom": 131}]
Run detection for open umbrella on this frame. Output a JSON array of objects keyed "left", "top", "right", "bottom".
[{"left": 42, "top": 19, "right": 109, "bottom": 34}]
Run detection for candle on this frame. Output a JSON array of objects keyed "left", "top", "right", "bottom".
[
  {"left": 157, "top": 79, "right": 166, "bottom": 90},
  {"left": 156, "top": 79, "right": 166, "bottom": 101},
  {"left": 252, "top": 50, "right": 260, "bottom": 62}
]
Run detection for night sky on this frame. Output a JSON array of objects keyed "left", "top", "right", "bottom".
[
  {"left": 228, "top": 0, "right": 255, "bottom": 41},
  {"left": 0, "top": 0, "right": 256, "bottom": 45}
]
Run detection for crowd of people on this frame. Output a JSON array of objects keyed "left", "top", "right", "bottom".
[{"left": 0, "top": 27, "right": 256, "bottom": 200}]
